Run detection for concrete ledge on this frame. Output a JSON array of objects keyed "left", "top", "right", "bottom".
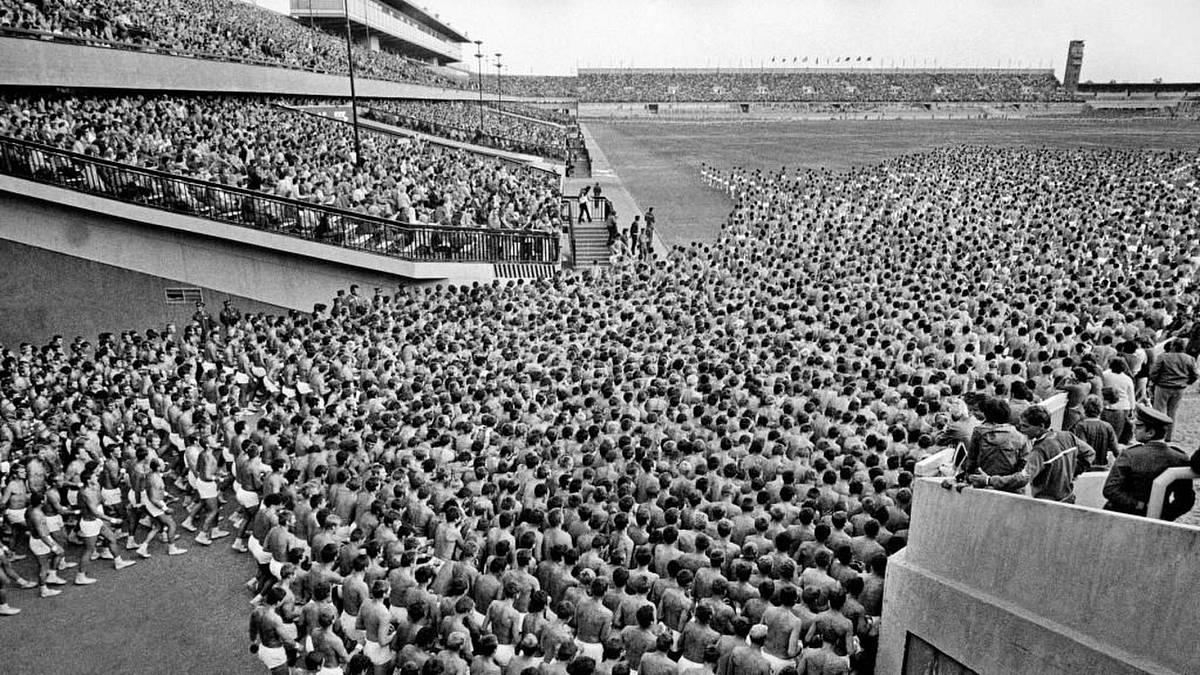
[
  {"left": 879, "top": 479, "right": 1200, "bottom": 674},
  {"left": 0, "top": 37, "right": 544, "bottom": 102}
]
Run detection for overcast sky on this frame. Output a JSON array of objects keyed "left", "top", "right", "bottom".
[{"left": 428, "top": 0, "right": 1199, "bottom": 82}]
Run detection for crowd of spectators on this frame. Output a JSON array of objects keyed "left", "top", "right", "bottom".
[
  {"left": 493, "top": 103, "right": 576, "bottom": 127},
  {"left": 0, "top": 142, "right": 1197, "bottom": 675},
  {"left": 364, "top": 100, "right": 573, "bottom": 160},
  {"left": 0, "top": 0, "right": 458, "bottom": 88},
  {"left": 469, "top": 75, "right": 581, "bottom": 100},
  {"left": 0, "top": 93, "right": 563, "bottom": 235},
  {"left": 577, "top": 70, "right": 1074, "bottom": 103}
]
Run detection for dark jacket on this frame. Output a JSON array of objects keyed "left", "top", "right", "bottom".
[
  {"left": 1102, "top": 441, "right": 1191, "bottom": 515},
  {"left": 963, "top": 423, "right": 1032, "bottom": 492}
]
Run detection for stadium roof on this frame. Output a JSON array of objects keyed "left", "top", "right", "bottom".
[{"left": 388, "top": 0, "right": 469, "bottom": 42}]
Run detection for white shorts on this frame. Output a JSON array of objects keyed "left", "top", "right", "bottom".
[
  {"left": 340, "top": 610, "right": 364, "bottom": 642},
  {"left": 187, "top": 474, "right": 197, "bottom": 491},
  {"left": 101, "top": 488, "right": 123, "bottom": 506},
  {"left": 80, "top": 519, "right": 103, "bottom": 538},
  {"left": 235, "top": 485, "right": 261, "bottom": 509},
  {"left": 248, "top": 536, "right": 273, "bottom": 564},
  {"left": 763, "top": 651, "right": 793, "bottom": 674},
  {"left": 363, "top": 640, "right": 394, "bottom": 666},
  {"left": 495, "top": 644, "right": 515, "bottom": 666},
  {"left": 575, "top": 639, "right": 603, "bottom": 663},
  {"left": 268, "top": 558, "right": 285, "bottom": 579},
  {"left": 196, "top": 479, "right": 218, "bottom": 500},
  {"left": 257, "top": 644, "right": 288, "bottom": 670},
  {"left": 5, "top": 507, "right": 26, "bottom": 526},
  {"left": 45, "top": 515, "right": 64, "bottom": 533},
  {"left": 30, "top": 537, "right": 53, "bottom": 556},
  {"left": 145, "top": 500, "right": 166, "bottom": 519}
]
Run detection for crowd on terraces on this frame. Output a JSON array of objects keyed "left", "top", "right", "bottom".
[
  {"left": 365, "top": 99, "right": 574, "bottom": 160},
  {"left": 0, "top": 0, "right": 458, "bottom": 88},
  {"left": 0, "top": 142, "right": 1198, "bottom": 675},
  {"left": 572, "top": 70, "right": 1074, "bottom": 103},
  {"left": 0, "top": 93, "right": 563, "bottom": 239}
]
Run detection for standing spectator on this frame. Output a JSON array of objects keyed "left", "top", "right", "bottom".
[
  {"left": 961, "top": 397, "right": 1032, "bottom": 492},
  {"left": 1071, "top": 396, "right": 1120, "bottom": 468},
  {"left": 1015, "top": 406, "right": 1095, "bottom": 503},
  {"left": 577, "top": 185, "right": 592, "bottom": 223},
  {"left": 1148, "top": 339, "right": 1198, "bottom": 441}
]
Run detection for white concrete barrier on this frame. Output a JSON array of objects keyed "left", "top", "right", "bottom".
[
  {"left": 1041, "top": 392, "right": 1069, "bottom": 430},
  {"left": 1146, "top": 467, "right": 1199, "bottom": 520},
  {"left": 1073, "top": 470, "right": 1109, "bottom": 509}
]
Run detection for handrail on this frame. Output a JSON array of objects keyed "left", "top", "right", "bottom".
[
  {"left": 0, "top": 136, "right": 559, "bottom": 265},
  {"left": 1146, "top": 467, "right": 1199, "bottom": 520}
]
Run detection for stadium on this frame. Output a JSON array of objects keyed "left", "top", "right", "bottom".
[{"left": 0, "top": 0, "right": 1197, "bottom": 673}]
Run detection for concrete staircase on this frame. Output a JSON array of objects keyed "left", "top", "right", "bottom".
[{"left": 569, "top": 205, "right": 612, "bottom": 267}]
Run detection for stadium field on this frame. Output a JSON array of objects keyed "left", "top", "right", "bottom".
[{"left": 589, "top": 118, "right": 1200, "bottom": 246}]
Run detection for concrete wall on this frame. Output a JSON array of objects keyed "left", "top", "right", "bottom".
[
  {"left": 0, "top": 179, "right": 502, "bottom": 336},
  {"left": 0, "top": 37, "right": 541, "bottom": 102},
  {"left": 879, "top": 479, "right": 1199, "bottom": 675},
  {"left": 0, "top": 239, "right": 288, "bottom": 345},
  {"left": 0, "top": 175, "right": 497, "bottom": 288}
]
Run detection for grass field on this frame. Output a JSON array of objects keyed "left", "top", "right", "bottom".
[
  {"left": 588, "top": 118, "right": 1200, "bottom": 246},
  {"left": 4, "top": 117, "right": 1200, "bottom": 675}
]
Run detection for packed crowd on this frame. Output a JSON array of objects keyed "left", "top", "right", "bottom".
[
  {"left": 0, "top": 93, "right": 563, "bottom": 234},
  {"left": 470, "top": 75, "right": 581, "bottom": 101},
  {"left": 574, "top": 70, "right": 1074, "bottom": 103},
  {"left": 0, "top": 0, "right": 458, "bottom": 88},
  {"left": 0, "top": 142, "right": 1198, "bottom": 675},
  {"left": 493, "top": 103, "right": 575, "bottom": 127},
  {"left": 364, "top": 100, "right": 573, "bottom": 160}
]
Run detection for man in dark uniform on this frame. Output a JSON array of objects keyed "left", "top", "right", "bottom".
[
  {"left": 192, "top": 301, "right": 216, "bottom": 342},
  {"left": 1102, "top": 404, "right": 1196, "bottom": 520},
  {"left": 219, "top": 299, "right": 242, "bottom": 338}
]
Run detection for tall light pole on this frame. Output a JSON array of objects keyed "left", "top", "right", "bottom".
[
  {"left": 474, "top": 40, "right": 484, "bottom": 131},
  {"left": 494, "top": 53, "right": 503, "bottom": 107},
  {"left": 342, "top": 0, "right": 363, "bottom": 166}
]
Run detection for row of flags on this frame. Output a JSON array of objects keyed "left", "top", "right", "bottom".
[{"left": 770, "top": 56, "right": 872, "bottom": 63}]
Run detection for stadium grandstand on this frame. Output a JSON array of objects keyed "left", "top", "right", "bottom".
[{"left": 0, "top": 1, "right": 1199, "bottom": 675}]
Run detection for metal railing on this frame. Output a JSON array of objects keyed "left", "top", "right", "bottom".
[{"left": 0, "top": 136, "right": 559, "bottom": 265}]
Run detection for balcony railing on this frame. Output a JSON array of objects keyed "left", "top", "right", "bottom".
[{"left": 0, "top": 136, "right": 559, "bottom": 265}]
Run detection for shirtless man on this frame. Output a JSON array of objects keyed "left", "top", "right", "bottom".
[
  {"left": 573, "top": 578, "right": 613, "bottom": 663},
  {"left": 484, "top": 580, "right": 524, "bottom": 666},
  {"left": 75, "top": 465, "right": 137, "bottom": 585},
  {"left": 232, "top": 444, "right": 264, "bottom": 553},
  {"left": 761, "top": 585, "right": 805, "bottom": 673},
  {"left": 340, "top": 554, "right": 370, "bottom": 645},
  {"left": 25, "top": 490, "right": 67, "bottom": 597},
  {"left": 250, "top": 586, "right": 296, "bottom": 675},
  {"left": 193, "top": 440, "right": 229, "bottom": 546},
  {"left": 2, "top": 462, "right": 30, "bottom": 557},
  {"left": 137, "top": 458, "right": 187, "bottom": 557},
  {"left": 310, "top": 605, "right": 352, "bottom": 673},
  {"left": 123, "top": 446, "right": 151, "bottom": 551},
  {"left": 42, "top": 473, "right": 78, "bottom": 572},
  {"left": 358, "top": 579, "right": 396, "bottom": 675}
]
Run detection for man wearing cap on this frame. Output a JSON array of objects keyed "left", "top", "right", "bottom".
[{"left": 1102, "top": 404, "right": 1196, "bottom": 519}]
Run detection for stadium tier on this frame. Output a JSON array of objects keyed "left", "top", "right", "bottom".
[
  {"left": 0, "top": 0, "right": 462, "bottom": 88},
  {"left": 363, "top": 99, "right": 577, "bottom": 160},
  {"left": 0, "top": 93, "right": 561, "bottom": 228},
  {"left": 464, "top": 69, "right": 1076, "bottom": 103}
]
